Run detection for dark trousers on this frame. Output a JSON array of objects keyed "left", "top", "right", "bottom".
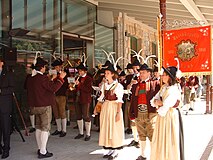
[
  {"left": 0, "top": 96, "right": 13, "bottom": 153},
  {"left": 0, "top": 113, "right": 11, "bottom": 152},
  {"left": 76, "top": 103, "right": 90, "bottom": 122}
]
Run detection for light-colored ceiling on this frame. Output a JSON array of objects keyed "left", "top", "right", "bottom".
[{"left": 94, "top": 0, "right": 213, "bottom": 29}]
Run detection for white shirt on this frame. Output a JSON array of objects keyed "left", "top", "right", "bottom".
[
  {"left": 97, "top": 80, "right": 124, "bottom": 103},
  {"left": 81, "top": 73, "right": 87, "bottom": 78},
  {"left": 150, "top": 83, "right": 181, "bottom": 117}
]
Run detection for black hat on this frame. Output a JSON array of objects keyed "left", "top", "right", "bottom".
[
  {"left": 116, "top": 65, "right": 122, "bottom": 71},
  {"left": 138, "top": 63, "right": 152, "bottom": 72},
  {"left": 163, "top": 66, "right": 177, "bottom": 80},
  {"left": 132, "top": 59, "right": 141, "bottom": 67},
  {"left": 35, "top": 57, "right": 48, "bottom": 67},
  {"left": 119, "top": 71, "right": 126, "bottom": 76},
  {"left": 51, "top": 58, "right": 63, "bottom": 67},
  {"left": 125, "top": 63, "right": 133, "bottom": 69},
  {"left": 76, "top": 62, "right": 87, "bottom": 71},
  {"left": 97, "top": 68, "right": 105, "bottom": 74},
  {"left": 30, "top": 64, "right": 35, "bottom": 69},
  {"left": 153, "top": 66, "right": 158, "bottom": 72},
  {"left": 102, "top": 60, "right": 111, "bottom": 68},
  {"left": 104, "top": 63, "right": 116, "bottom": 73}
]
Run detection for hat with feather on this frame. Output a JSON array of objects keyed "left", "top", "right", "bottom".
[
  {"left": 131, "top": 49, "right": 156, "bottom": 71},
  {"left": 76, "top": 53, "right": 88, "bottom": 71},
  {"left": 34, "top": 51, "right": 48, "bottom": 68},
  {"left": 51, "top": 58, "right": 63, "bottom": 67},
  {"left": 161, "top": 58, "right": 182, "bottom": 80},
  {"left": 125, "top": 63, "right": 133, "bottom": 69}
]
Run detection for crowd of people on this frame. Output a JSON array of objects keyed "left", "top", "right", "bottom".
[{"left": 0, "top": 53, "right": 205, "bottom": 160}]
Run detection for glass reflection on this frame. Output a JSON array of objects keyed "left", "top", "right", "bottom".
[{"left": 95, "top": 23, "right": 114, "bottom": 66}]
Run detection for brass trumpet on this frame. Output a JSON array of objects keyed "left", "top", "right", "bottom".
[{"left": 69, "top": 76, "right": 80, "bottom": 91}]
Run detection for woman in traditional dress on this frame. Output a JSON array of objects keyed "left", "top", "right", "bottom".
[
  {"left": 150, "top": 66, "right": 184, "bottom": 160},
  {"left": 97, "top": 63, "right": 124, "bottom": 160}
]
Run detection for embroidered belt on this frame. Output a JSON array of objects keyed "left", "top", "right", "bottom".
[{"left": 138, "top": 104, "right": 148, "bottom": 113}]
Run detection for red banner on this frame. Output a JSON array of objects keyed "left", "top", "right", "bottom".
[{"left": 163, "top": 26, "right": 212, "bottom": 75}]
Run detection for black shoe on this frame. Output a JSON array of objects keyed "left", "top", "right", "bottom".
[
  {"left": 125, "top": 128, "right": 132, "bottom": 134},
  {"left": 84, "top": 135, "right": 91, "bottom": 141},
  {"left": 128, "top": 140, "right": 138, "bottom": 147},
  {"left": 29, "top": 128, "right": 36, "bottom": 133},
  {"left": 103, "top": 154, "right": 110, "bottom": 158},
  {"left": 38, "top": 151, "right": 53, "bottom": 159},
  {"left": 135, "top": 141, "right": 140, "bottom": 148},
  {"left": 37, "top": 149, "right": 40, "bottom": 155},
  {"left": 51, "top": 130, "right": 61, "bottom": 136},
  {"left": 136, "top": 155, "right": 146, "bottom": 160},
  {"left": 108, "top": 153, "right": 118, "bottom": 160},
  {"left": 59, "top": 131, "right": 66, "bottom": 137},
  {"left": 1, "top": 151, "right": 9, "bottom": 159},
  {"left": 74, "top": 134, "right": 84, "bottom": 139},
  {"left": 0, "top": 148, "right": 2, "bottom": 155},
  {"left": 67, "top": 121, "right": 70, "bottom": 126}
]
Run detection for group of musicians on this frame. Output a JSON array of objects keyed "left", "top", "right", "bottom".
[{"left": 0, "top": 54, "right": 191, "bottom": 159}]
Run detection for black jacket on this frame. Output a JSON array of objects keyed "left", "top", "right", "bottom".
[{"left": 0, "top": 67, "right": 15, "bottom": 113}]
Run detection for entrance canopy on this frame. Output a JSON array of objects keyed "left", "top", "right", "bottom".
[{"left": 94, "top": 0, "right": 213, "bottom": 29}]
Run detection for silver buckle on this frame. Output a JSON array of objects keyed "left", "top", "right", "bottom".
[{"left": 138, "top": 104, "right": 148, "bottom": 112}]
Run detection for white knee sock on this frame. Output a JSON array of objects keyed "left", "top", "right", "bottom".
[
  {"left": 40, "top": 131, "right": 49, "bottom": 154},
  {"left": 190, "top": 101, "right": 194, "bottom": 109},
  {"left": 35, "top": 129, "right": 41, "bottom": 149},
  {"left": 85, "top": 121, "right": 91, "bottom": 136},
  {"left": 77, "top": 119, "right": 84, "bottom": 135},
  {"left": 132, "top": 126, "right": 138, "bottom": 142},
  {"left": 140, "top": 141, "right": 146, "bottom": 157},
  {"left": 62, "top": 118, "right": 67, "bottom": 132},
  {"left": 56, "top": 119, "right": 62, "bottom": 131},
  {"left": 66, "top": 110, "right": 70, "bottom": 121},
  {"left": 30, "top": 115, "right": 35, "bottom": 128}
]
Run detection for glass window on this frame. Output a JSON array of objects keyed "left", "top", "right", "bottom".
[
  {"left": 27, "top": 0, "right": 43, "bottom": 30},
  {"left": 46, "top": 0, "right": 54, "bottom": 29},
  {"left": 13, "top": 37, "right": 57, "bottom": 68},
  {"left": 12, "top": 0, "right": 24, "bottom": 28},
  {"left": 62, "top": 0, "right": 96, "bottom": 37},
  {"left": 94, "top": 23, "right": 114, "bottom": 65}
]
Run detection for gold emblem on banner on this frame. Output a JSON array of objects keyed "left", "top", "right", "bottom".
[{"left": 176, "top": 40, "right": 197, "bottom": 61}]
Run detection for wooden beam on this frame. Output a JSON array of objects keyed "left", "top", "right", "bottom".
[{"left": 179, "top": 0, "right": 208, "bottom": 24}]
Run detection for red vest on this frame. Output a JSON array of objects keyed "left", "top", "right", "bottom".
[{"left": 137, "top": 82, "right": 147, "bottom": 105}]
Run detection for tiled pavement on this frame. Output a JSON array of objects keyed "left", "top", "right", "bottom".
[{"left": 6, "top": 99, "right": 213, "bottom": 160}]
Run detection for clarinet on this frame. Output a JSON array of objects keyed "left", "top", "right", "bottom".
[{"left": 127, "top": 74, "right": 138, "bottom": 100}]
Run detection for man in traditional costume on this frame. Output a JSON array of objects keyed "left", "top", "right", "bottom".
[
  {"left": 129, "top": 63, "right": 160, "bottom": 160},
  {"left": 123, "top": 63, "right": 134, "bottom": 134},
  {"left": 51, "top": 58, "right": 69, "bottom": 137},
  {"left": 74, "top": 62, "right": 93, "bottom": 141},
  {"left": 127, "top": 59, "right": 141, "bottom": 148},
  {"left": 184, "top": 76, "right": 199, "bottom": 114},
  {"left": 26, "top": 57, "right": 66, "bottom": 158}
]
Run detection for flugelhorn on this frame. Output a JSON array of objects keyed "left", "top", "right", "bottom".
[{"left": 69, "top": 76, "right": 80, "bottom": 91}]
